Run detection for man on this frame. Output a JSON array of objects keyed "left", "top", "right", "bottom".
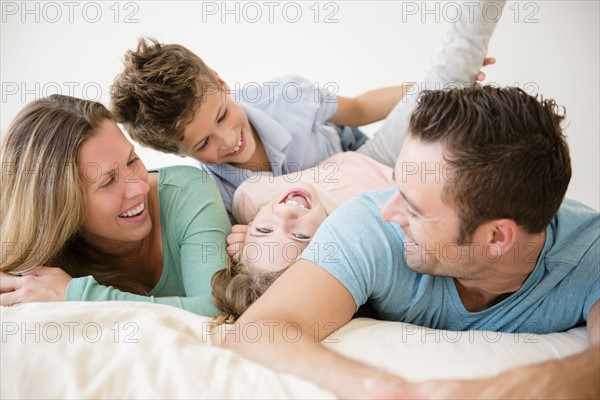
[{"left": 223, "top": 85, "right": 600, "bottom": 398}]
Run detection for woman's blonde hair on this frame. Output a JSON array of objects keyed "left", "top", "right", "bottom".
[
  {"left": 211, "top": 258, "right": 291, "bottom": 324},
  {"left": 1, "top": 95, "right": 148, "bottom": 294}
]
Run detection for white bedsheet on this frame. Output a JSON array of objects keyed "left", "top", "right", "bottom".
[{"left": 1, "top": 301, "right": 590, "bottom": 399}]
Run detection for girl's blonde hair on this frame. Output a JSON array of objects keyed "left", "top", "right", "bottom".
[
  {"left": 1, "top": 95, "right": 148, "bottom": 294},
  {"left": 211, "top": 258, "right": 291, "bottom": 324}
]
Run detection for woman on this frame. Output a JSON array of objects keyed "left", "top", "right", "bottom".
[
  {"left": 211, "top": 0, "right": 502, "bottom": 322},
  {"left": 0, "top": 95, "right": 231, "bottom": 316}
]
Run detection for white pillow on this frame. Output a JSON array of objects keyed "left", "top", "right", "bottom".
[{"left": 1, "top": 301, "right": 589, "bottom": 399}]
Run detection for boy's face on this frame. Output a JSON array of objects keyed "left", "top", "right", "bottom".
[{"left": 178, "top": 88, "right": 257, "bottom": 165}]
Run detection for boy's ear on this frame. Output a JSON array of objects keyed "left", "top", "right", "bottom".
[{"left": 213, "top": 70, "right": 230, "bottom": 92}]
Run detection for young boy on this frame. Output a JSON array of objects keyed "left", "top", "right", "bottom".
[{"left": 110, "top": 39, "right": 411, "bottom": 221}]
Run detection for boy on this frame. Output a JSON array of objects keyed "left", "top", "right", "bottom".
[{"left": 110, "top": 39, "right": 412, "bottom": 221}]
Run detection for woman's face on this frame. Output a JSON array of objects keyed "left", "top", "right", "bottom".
[
  {"left": 241, "top": 183, "right": 328, "bottom": 272},
  {"left": 78, "top": 120, "right": 151, "bottom": 249}
]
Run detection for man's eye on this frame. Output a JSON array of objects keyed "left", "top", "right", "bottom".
[
  {"left": 256, "top": 227, "right": 272, "bottom": 234},
  {"left": 293, "top": 233, "right": 311, "bottom": 240}
]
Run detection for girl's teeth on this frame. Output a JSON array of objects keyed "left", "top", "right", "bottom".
[{"left": 284, "top": 198, "right": 305, "bottom": 208}]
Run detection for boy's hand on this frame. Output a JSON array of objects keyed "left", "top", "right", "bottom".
[
  {"left": 227, "top": 224, "right": 249, "bottom": 263},
  {"left": 475, "top": 57, "right": 496, "bottom": 82}
]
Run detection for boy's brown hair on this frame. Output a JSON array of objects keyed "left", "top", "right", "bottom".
[{"left": 110, "top": 37, "right": 221, "bottom": 154}]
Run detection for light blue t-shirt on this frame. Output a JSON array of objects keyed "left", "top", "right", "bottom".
[
  {"left": 301, "top": 187, "right": 600, "bottom": 334},
  {"left": 201, "top": 75, "right": 344, "bottom": 221}
]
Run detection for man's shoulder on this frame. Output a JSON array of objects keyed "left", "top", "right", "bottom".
[{"left": 547, "top": 198, "right": 600, "bottom": 266}]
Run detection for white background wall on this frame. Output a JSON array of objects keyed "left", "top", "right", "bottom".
[{"left": 2, "top": 0, "right": 598, "bottom": 210}]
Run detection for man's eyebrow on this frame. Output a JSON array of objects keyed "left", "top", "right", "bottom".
[{"left": 399, "top": 191, "right": 425, "bottom": 216}]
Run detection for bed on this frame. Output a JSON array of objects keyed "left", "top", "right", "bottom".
[{"left": 1, "top": 301, "right": 590, "bottom": 398}]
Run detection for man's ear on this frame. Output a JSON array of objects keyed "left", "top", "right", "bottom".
[
  {"left": 485, "top": 219, "right": 518, "bottom": 259},
  {"left": 213, "top": 70, "right": 230, "bottom": 92}
]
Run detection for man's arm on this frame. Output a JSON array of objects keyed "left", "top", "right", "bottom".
[
  {"left": 221, "top": 259, "right": 415, "bottom": 398},
  {"left": 367, "top": 301, "right": 600, "bottom": 399}
]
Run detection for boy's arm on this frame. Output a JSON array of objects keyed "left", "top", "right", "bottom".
[
  {"left": 330, "top": 57, "right": 495, "bottom": 127},
  {"left": 328, "top": 83, "right": 415, "bottom": 127}
]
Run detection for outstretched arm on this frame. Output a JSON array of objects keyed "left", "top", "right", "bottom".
[
  {"left": 221, "top": 259, "right": 420, "bottom": 398},
  {"left": 367, "top": 301, "right": 600, "bottom": 399},
  {"left": 329, "top": 57, "right": 495, "bottom": 128},
  {"left": 329, "top": 83, "right": 415, "bottom": 127}
]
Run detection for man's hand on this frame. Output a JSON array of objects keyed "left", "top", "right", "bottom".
[
  {"left": 226, "top": 224, "right": 249, "bottom": 263},
  {"left": 366, "top": 345, "right": 600, "bottom": 399},
  {"left": 0, "top": 266, "right": 72, "bottom": 306}
]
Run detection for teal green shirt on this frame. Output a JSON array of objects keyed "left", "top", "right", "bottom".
[{"left": 66, "top": 166, "right": 231, "bottom": 316}]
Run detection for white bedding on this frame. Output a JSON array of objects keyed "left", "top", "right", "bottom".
[{"left": 1, "top": 301, "right": 590, "bottom": 399}]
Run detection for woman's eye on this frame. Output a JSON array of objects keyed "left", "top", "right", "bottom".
[
  {"left": 127, "top": 157, "right": 139, "bottom": 166},
  {"left": 293, "top": 233, "right": 311, "bottom": 240},
  {"left": 256, "top": 227, "right": 272, "bottom": 234},
  {"left": 101, "top": 177, "right": 115, "bottom": 188}
]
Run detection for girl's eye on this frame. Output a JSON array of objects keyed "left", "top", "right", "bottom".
[
  {"left": 255, "top": 227, "right": 273, "bottom": 234},
  {"left": 218, "top": 107, "right": 228, "bottom": 123},
  {"left": 293, "top": 233, "right": 311, "bottom": 240}
]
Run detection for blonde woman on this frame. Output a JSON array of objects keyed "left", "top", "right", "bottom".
[{"left": 0, "top": 95, "right": 230, "bottom": 316}]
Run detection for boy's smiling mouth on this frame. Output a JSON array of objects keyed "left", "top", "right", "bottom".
[{"left": 225, "top": 130, "right": 246, "bottom": 158}]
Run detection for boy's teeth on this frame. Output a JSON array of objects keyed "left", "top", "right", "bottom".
[{"left": 120, "top": 203, "right": 145, "bottom": 218}]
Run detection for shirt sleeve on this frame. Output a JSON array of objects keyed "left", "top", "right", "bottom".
[
  {"left": 583, "top": 237, "right": 600, "bottom": 320},
  {"left": 300, "top": 189, "right": 407, "bottom": 311},
  {"left": 174, "top": 171, "right": 231, "bottom": 311},
  {"left": 65, "top": 167, "right": 231, "bottom": 317},
  {"left": 66, "top": 276, "right": 220, "bottom": 315}
]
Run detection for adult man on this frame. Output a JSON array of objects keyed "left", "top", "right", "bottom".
[{"left": 223, "top": 85, "right": 600, "bottom": 398}]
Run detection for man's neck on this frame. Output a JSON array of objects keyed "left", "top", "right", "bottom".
[{"left": 455, "top": 231, "right": 547, "bottom": 312}]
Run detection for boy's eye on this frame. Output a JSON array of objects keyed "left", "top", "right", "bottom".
[
  {"left": 218, "top": 107, "right": 228, "bottom": 123},
  {"left": 127, "top": 156, "right": 139, "bottom": 166},
  {"left": 197, "top": 138, "right": 210, "bottom": 152}
]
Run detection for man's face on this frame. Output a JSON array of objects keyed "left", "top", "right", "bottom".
[{"left": 380, "top": 135, "right": 484, "bottom": 279}]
